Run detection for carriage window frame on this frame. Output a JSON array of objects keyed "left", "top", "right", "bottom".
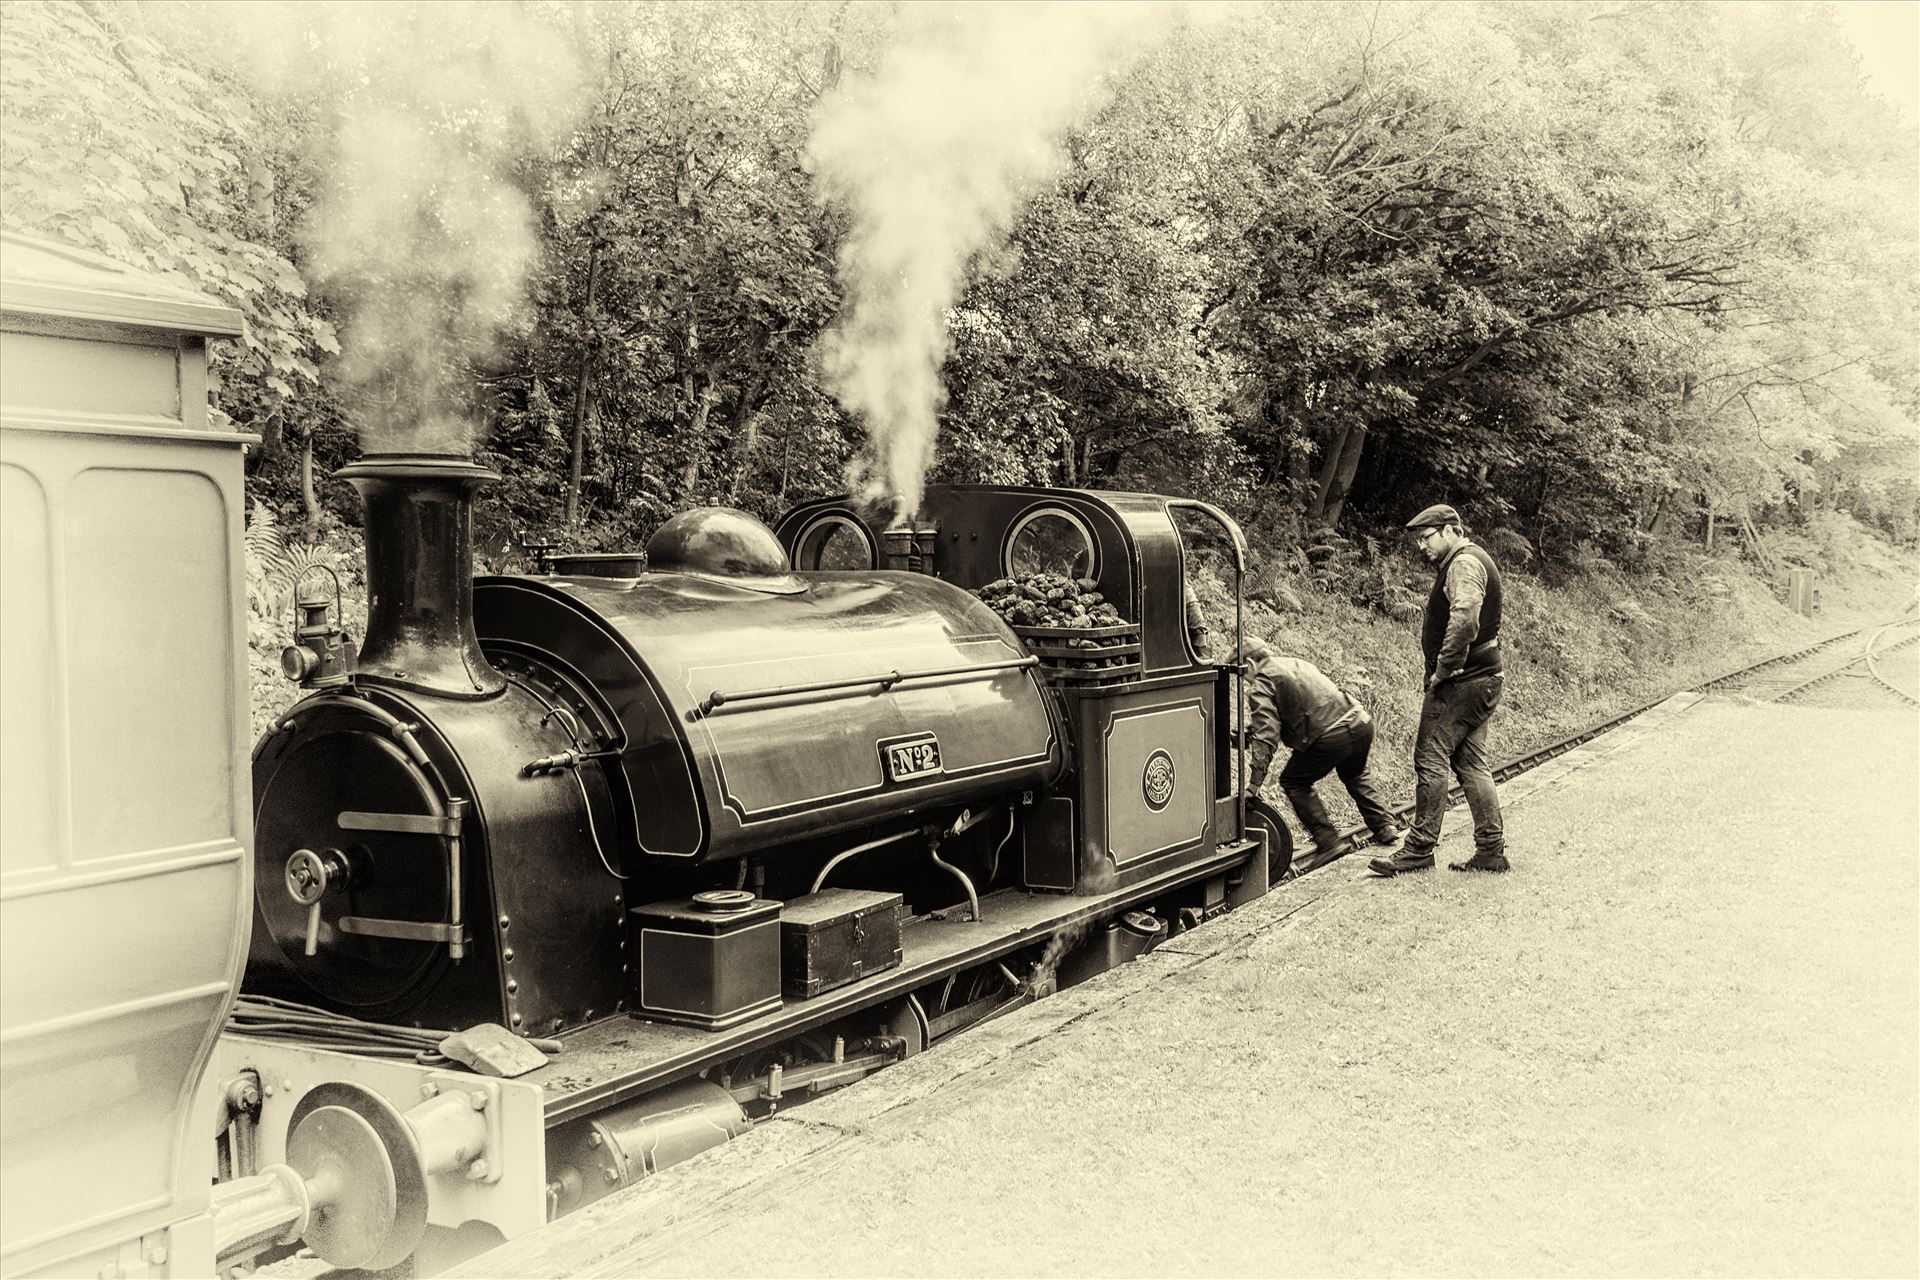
[
  {"left": 791, "top": 513, "right": 877, "bottom": 572},
  {"left": 1002, "top": 505, "right": 1099, "bottom": 583}
]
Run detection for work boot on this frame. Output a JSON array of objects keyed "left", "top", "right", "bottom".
[
  {"left": 1370, "top": 826, "right": 1403, "bottom": 847},
  {"left": 1449, "top": 851, "right": 1511, "bottom": 873},
  {"left": 1367, "top": 848, "right": 1434, "bottom": 877}
]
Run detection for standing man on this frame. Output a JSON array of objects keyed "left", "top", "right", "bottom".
[
  {"left": 1371, "top": 504, "right": 1510, "bottom": 877},
  {"left": 1237, "top": 636, "right": 1402, "bottom": 875}
]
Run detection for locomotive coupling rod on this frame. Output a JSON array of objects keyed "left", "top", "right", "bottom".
[{"left": 698, "top": 655, "right": 1039, "bottom": 717}]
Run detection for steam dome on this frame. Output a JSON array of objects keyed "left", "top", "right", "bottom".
[{"left": 646, "top": 507, "right": 804, "bottom": 594}]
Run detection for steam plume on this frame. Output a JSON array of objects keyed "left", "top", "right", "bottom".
[
  {"left": 807, "top": 2, "right": 1169, "bottom": 517},
  {"left": 203, "top": 2, "right": 586, "bottom": 455}
]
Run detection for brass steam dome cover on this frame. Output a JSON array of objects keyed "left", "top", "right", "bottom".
[{"left": 646, "top": 507, "right": 805, "bottom": 594}]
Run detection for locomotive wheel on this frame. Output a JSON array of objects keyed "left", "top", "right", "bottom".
[
  {"left": 877, "top": 998, "right": 928, "bottom": 1058},
  {"left": 1244, "top": 795, "right": 1294, "bottom": 883}
]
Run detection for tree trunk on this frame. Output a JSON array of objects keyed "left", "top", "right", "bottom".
[
  {"left": 1310, "top": 423, "right": 1367, "bottom": 527},
  {"left": 681, "top": 383, "right": 718, "bottom": 493},
  {"left": 1308, "top": 424, "right": 1352, "bottom": 522},
  {"left": 564, "top": 241, "right": 603, "bottom": 530},
  {"left": 1320, "top": 427, "right": 1367, "bottom": 528},
  {"left": 727, "top": 414, "right": 759, "bottom": 502},
  {"left": 564, "top": 122, "right": 615, "bottom": 531},
  {"left": 249, "top": 410, "right": 283, "bottom": 475},
  {"left": 300, "top": 435, "right": 320, "bottom": 540}
]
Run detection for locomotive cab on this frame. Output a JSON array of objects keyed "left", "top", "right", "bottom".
[{"left": 778, "top": 485, "right": 1261, "bottom": 898}]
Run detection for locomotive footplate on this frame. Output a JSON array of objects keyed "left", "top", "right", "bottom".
[{"left": 535, "top": 835, "right": 1260, "bottom": 1127}]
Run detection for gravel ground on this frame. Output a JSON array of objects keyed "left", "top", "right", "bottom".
[{"left": 475, "top": 696, "right": 1918, "bottom": 1279}]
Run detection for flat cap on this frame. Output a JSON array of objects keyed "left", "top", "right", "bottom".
[
  {"left": 1404, "top": 503, "right": 1461, "bottom": 530},
  {"left": 1228, "top": 634, "right": 1272, "bottom": 664}
]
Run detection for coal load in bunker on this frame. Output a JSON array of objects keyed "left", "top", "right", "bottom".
[{"left": 0, "top": 235, "right": 1284, "bottom": 1279}]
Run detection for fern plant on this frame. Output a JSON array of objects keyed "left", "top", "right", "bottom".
[{"left": 244, "top": 502, "right": 338, "bottom": 624}]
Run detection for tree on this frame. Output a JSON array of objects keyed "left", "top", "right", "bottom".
[{"left": 1, "top": 0, "right": 339, "bottom": 510}]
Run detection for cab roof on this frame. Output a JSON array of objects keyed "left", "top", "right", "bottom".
[{"left": 0, "top": 230, "right": 245, "bottom": 337}]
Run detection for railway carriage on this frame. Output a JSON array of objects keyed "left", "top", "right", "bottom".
[{"left": 0, "top": 234, "right": 1286, "bottom": 1278}]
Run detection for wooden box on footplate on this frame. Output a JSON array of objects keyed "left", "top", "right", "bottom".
[{"left": 778, "top": 888, "right": 904, "bottom": 1000}]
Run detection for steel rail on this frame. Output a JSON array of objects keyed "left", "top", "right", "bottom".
[
  {"left": 1864, "top": 628, "right": 1920, "bottom": 708},
  {"left": 1770, "top": 617, "right": 1920, "bottom": 705}
]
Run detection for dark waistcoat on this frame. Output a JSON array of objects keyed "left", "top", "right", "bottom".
[{"left": 1422, "top": 542, "right": 1503, "bottom": 678}]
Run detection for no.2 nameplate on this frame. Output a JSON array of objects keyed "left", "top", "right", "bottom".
[{"left": 880, "top": 732, "right": 942, "bottom": 783}]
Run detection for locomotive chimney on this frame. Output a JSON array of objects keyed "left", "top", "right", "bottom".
[{"left": 334, "top": 453, "right": 506, "bottom": 699}]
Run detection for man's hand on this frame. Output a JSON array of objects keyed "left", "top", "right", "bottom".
[{"left": 1247, "top": 742, "right": 1273, "bottom": 790}]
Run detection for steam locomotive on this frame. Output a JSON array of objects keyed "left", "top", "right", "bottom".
[
  {"left": 0, "top": 233, "right": 1283, "bottom": 1278},
  {"left": 221, "top": 456, "right": 1283, "bottom": 1268}
]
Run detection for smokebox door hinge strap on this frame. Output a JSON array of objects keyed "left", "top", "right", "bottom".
[
  {"left": 335, "top": 800, "right": 470, "bottom": 961},
  {"left": 338, "top": 810, "right": 463, "bottom": 838}
]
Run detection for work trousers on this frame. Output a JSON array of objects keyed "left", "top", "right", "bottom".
[
  {"left": 1276, "top": 714, "right": 1399, "bottom": 858},
  {"left": 1405, "top": 672, "right": 1505, "bottom": 856}
]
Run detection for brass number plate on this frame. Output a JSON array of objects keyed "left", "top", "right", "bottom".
[{"left": 883, "top": 736, "right": 942, "bottom": 782}]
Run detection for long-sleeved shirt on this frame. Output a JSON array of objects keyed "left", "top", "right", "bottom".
[
  {"left": 1245, "top": 653, "right": 1359, "bottom": 754},
  {"left": 1432, "top": 551, "right": 1489, "bottom": 678}
]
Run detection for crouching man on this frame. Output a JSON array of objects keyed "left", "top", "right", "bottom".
[{"left": 1236, "top": 636, "right": 1402, "bottom": 875}]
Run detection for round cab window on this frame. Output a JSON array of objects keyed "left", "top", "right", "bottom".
[
  {"left": 1005, "top": 508, "right": 1097, "bottom": 581},
  {"left": 792, "top": 515, "right": 875, "bottom": 571}
]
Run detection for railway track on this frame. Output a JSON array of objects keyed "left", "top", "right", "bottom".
[
  {"left": 1290, "top": 613, "right": 1920, "bottom": 876},
  {"left": 1712, "top": 615, "right": 1920, "bottom": 707},
  {"left": 1862, "top": 624, "right": 1920, "bottom": 708}
]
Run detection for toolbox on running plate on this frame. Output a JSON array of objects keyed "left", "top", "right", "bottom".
[
  {"left": 628, "top": 891, "right": 783, "bottom": 1029},
  {"left": 778, "top": 888, "right": 905, "bottom": 1000}
]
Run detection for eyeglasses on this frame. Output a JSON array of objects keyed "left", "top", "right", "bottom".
[{"left": 1415, "top": 527, "right": 1444, "bottom": 542}]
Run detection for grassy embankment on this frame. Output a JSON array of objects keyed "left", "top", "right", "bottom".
[{"left": 1199, "top": 513, "right": 1919, "bottom": 842}]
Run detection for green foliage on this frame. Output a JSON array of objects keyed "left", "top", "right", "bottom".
[
  {"left": 241, "top": 502, "right": 367, "bottom": 734},
  {"left": 6, "top": 0, "right": 1913, "bottom": 571},
  {"left": 0, "top": 1, "right": 338, "bottom": 433}
]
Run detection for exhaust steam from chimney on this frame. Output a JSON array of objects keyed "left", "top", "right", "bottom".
[
  {"left": 203, "top": 2, "right": 588, "bottom": 455},
  {"left": 806, "top": 1, "right": 1175, "bottom": 520}
]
